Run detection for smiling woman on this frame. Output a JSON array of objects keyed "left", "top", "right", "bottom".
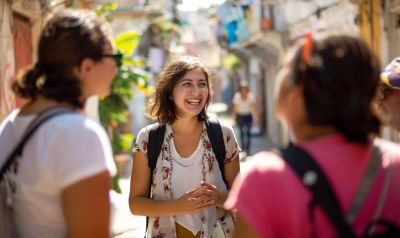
[
  {"left": 173, "top": 69, "right": 209, "bottom": 118},
  {"left": 129, "top": 56, "right": 240, "bottom": 238},
  {"left": 146, "top": 56, "right": 213, "bottom": 124}
]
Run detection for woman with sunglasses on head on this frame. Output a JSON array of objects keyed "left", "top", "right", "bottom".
[
  {"left": 225, "top": 35, "right": 400, "bottom": 237},
  {"left": 0, "top": 10, "right": 120, "bottom": 237},
  {"left": 129, "top": 56, "right": 240, "bottom": 238}
]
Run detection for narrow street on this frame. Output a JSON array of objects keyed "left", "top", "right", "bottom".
[{"left": 2, "top": 1, "right": 400, "bottom": 237}]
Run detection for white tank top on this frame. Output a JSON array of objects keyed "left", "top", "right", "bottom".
[{"left": 169, "top": 129, "right": 225, "bottom": 235}]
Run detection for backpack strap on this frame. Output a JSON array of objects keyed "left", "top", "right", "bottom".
[
  {"left": 363, "top": 148, "right": 396, "bottom": 237},
  {"left": 1, "top": 107, "right": 74, "bottom": 181},
  {"left": 144, "top": 120, "right": 227, "bottom": 234},
  {"left": 147, "top": 122, "right": 166, "bottom": 194},
  {"left": 205, "top": 119, "right": 228, "bottom": 189},
  {"left": 347, "top": 146, "right": 381, "bottom": 223},
  {"left": 280, "top": 145, "right": 356, "bottom": 238},
  {"left": 142, "top": 122, "right": 166, "bottom": 235}
]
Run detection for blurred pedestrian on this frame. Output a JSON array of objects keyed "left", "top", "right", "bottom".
[
  {"left": 231, "top": 81, "right": 257, "bottom": 154},
  {"left": 376, "top": 57, "right": 400, "bottom": 131},
  {"left": 129, "top": 56, "right": 240, "bottom": 238},
  {"left": 0, "top": 10, "right": 119, "bottom": 237},
  {"left": 225, "top": 35, "right": 400, "bottom": 237}
]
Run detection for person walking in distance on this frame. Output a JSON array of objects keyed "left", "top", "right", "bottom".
[
  {"left": 0, "top": 10, "right": 119, "bottom": 237},
  {"left": 231, "top": 81, "right": 257, "bottom": 154},
  {"left": 225, "top": 35, "right": 400, "bottom": 237},
  {"left": 129, "top": 56, "right": 240, "bottom": 238}
]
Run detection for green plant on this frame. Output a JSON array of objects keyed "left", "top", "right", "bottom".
[
  {"left": 99, "top": 33, "right": 150, "bottom": 192},
  {"left": 99, "top": 31, "right": 150, "bottom": 151},
  {"left": 95, "top": 2, "right": 150, "bottom": 192},
  {"left": 103, "top": 34, "right": 151, "bottom": 189},
  {"left": 94, "top": 2, "right": 117, "bottom": 22}
]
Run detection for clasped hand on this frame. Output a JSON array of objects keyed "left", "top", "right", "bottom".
[{"left": 175, "top": 181, "right": 225, "bottom": 214}]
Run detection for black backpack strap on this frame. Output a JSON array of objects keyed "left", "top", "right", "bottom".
[
  {"left": 205, "top": 119, "right": 228, "bottom": 188},
  {"left": 147, "top": 123, "right": 166, "bottom": 186},
  {"left": 280, "top": 145, "right": 356, "bottom": 238},
  {"left": 1, "top": 107, "right": 74, "bottom": 181},
  {"left": 145, "top": 123, "right": 165, "bottom": 235}
]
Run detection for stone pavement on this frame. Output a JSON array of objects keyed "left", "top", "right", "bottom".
[
  {"left": 214, "top": 110, "right": 276, "bottom": 161},
  {"left": 111, "top": 177, "right": 145, "bottom": 238},
  {"left": 111, "top": 105, "right": 276, "bottom": 237}
]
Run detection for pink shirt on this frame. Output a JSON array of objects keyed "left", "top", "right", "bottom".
[{"left": 225, "top": 135, "right": 400, "bottom": 237}]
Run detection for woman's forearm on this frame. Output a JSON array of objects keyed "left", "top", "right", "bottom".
[
  {"left": 216, "top": 190, "right": 228, "bottom": 208},
  {"left": 129, "top": 196, "right": 181, "bottom": 217}
]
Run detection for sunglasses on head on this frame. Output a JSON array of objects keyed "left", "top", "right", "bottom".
[{"left": 101, "top": 51, "right": 123, "bottom": 67}]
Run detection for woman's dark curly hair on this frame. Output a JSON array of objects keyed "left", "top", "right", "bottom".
[
  {"left": 12, "top": 10, "right": 110, "bottom": 109},
  {"left": 291, "top": 35, "right": 381, "bottom": 144},
  {"left": 146, "top": 56, "right": 213, "bottom": 124}
]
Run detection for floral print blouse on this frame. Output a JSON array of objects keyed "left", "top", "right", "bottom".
[{"left": 133, "top": 121, "right": 240, "bottom": 238}]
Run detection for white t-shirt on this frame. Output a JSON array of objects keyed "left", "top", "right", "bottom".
[
  {"left": 0, "top": 110, "right": 116, "bottom": 238},
  {"left": 232, "top": 92, "right": 256, "bottom": 115}
]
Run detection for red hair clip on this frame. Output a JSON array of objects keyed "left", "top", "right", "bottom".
[{"left": 302, "top": 31, "right": 313, "bottom": 63}]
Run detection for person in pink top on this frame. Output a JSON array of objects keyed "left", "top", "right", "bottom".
[{"left": 225, "top": 34, "right": 400, "bottom": 237}]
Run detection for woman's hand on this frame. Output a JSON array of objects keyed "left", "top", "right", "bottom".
[
  {"left": 200, "top": 181, "right": 227, "bottom": 208},
  {"left": 175, "top": 186, "right": 215, "bottom": 214}
]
